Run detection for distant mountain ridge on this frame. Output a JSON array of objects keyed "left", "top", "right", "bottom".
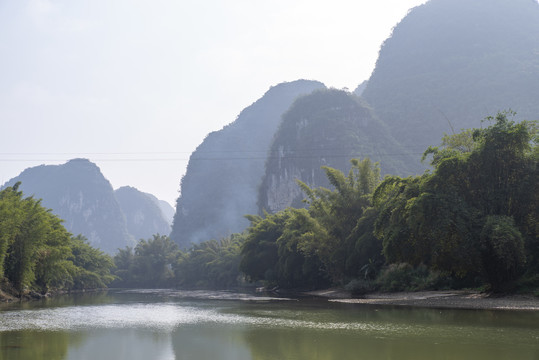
[
  {"left": 115, "top": 186, "right": 171, "bottom": 241},
  {"left": 172, "top": 0, "right": 539, "bottom": 243},
  {"left": 2, "top": 159, "right": 172, "bottom": 254},
  {"left": 362, "top": 0, "right": 539, "bottom": 155},
  {"left": 170, "top": 80, "right": 326, "bottom": 248}
]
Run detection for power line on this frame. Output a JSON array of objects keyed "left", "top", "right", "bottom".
[
  {"left": 0, "top": 145, "right": 431, "bottom": 156},
  {"left": 0, "top": 152, "right": 427, "bottom": 163}
]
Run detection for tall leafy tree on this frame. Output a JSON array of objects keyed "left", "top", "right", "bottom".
[
  {"left": 174, "top": 234, "right": 244, "bottom": 289},
  {"left": 4, "top": 196, "right": 49, "bottom": 295},
  {"left": 0, "top": 183, "right": 115, "bottom": 295},
  {"left": 298, "top": 158, "right": 381, "bottom": 280},
  {"left": 113, "top": 234, "right": 178, "bottom": 288},
  {"left": 374, "top": 113, "right": 537, "bottom": 290}
]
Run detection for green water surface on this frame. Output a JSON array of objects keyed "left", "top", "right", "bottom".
[{"left": 1, "top": 289, "right": 538, "bottom": 360}]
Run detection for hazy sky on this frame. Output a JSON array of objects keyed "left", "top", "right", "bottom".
[{"left": 0, "top": 0, "right": 428, "bottom": 206}]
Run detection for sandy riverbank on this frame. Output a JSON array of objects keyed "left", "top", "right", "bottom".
[{"left": 306, "top": 289, "right": 539, "bottom": 311}]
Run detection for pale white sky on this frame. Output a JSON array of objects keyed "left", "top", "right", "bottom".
[{"left": 0, "top": 0, "right": 428, "bottom": 206}]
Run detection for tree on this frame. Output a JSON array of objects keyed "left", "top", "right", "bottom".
[
  {"left": 113, "top": 235, "right": 178, "bottom": 288},
  {"left": 68, "top": 235, "right": 115, "bottom": 290},
  {"left": 373, "top": 113, "right": 537, "bottom": 288},
  {"left": 240, "top": 212, "right": 287, "bottom": 285},
  {"left": 480, "top": 215, "right": 526, "bottom": 290},
  {"left": 132, "top": 234, "right": 178, "bottom": 288},
  {"left": 241, "top": 158, "right": 381, "bottom": 287},
  {"left": 298, "top": 158, "right": 381, "bottom": 281},
  {"left": 34, "top": 215, "right": 75, "bottom": 293},
  {"left": 174, "top": 234, "right": 244, "bottom": 289},
  {"left": 4, "top": 194, "right": 51, "bottom": 295},
  {"left": 0, "top": 183, "right": 115, "bottom": 295}
]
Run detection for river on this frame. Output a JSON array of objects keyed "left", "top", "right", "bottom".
[{"left": 1, "top": 289, "right": 538, "bottom": 360}]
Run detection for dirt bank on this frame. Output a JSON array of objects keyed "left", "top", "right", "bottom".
[{"left": 306, "top": 289, "right": 539, "bottom": 311}]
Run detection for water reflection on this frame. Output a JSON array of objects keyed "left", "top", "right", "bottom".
[
  {"left": 66, "top": 330, "right": 175, "bottom": 360},
  {"left": 0, "top": 290, "right": 538, "bottom": 360},
  {"left": 0, "top": 330, "right": 72, "bottom": 360},
  {"left": 172, "top": 326, "right": 250, "bottom": 360},
  {"left": 242, "top": 325, "right": 539, "bottom": 360}
]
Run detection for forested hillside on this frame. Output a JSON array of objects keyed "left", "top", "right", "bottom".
[
  {"left": 258, "top": 89, "right": 419, "bottom": 213},
  {"left": 362, "top": 0, "right": 539, "bottom": 161},
  {"left": 1, "top": 159, "right": 134, "bottom": 254},
  {"left": 170, "top": 80, "right": 325, "bottom": 249},
  {"left": 0, "top": 183, "right": 115, "bottom": 297},
  {"left": 242, "top": 114, "right": 538, "bottom": 292},
  {"left": 114, "top": 114, "right": 538, "bottom": 293}
]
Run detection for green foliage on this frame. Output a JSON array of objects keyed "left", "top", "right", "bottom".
[
  {"left": 111, "top": 113, "right": 536, "bottom": 294},
  {"left": 2, "top": 159, "right": 134, "bottom": 254},
  {"left": 375, "top": 263, "right": 448, "bottom": 292},
  {"left": 241, "top": 158, "right": 381, "bottom": 288},
  {"left": 68, "top": 235, "right": 115, "bottom": 289},
  {"left": 113, "top": 233, "right": 245, "bottom": 289},
  {"left": 344, "top": 278, "right": 376, "bottom": 296},
  {"left": 4, "top": 195, "right": 51, "bottom": 294},
  {"left": 174, "top": 234, "right": 244, "bottom": 289},
  {"left": 299, "top": 158, "right": 382, "bottom": 281},
  {"left": 373, "top": 113, "right": 538, "bottom": 290},
  {"left": 240, "top": 209, "right": 329, "bottom": 289},
  {"left": 422, "top": 129, "right": 476, "bottom": 166},
  {"left": 113, "top": 234, "right": 178, "bottom": 288},
  {"left": 0, "top": 183, "right": 115, "bottom": 296},
  {"left": 480, "top": 216, "right": 526, "bottom": 291},
  {"left": 240, "top": 212, "right": 282, "bottom": 284}
]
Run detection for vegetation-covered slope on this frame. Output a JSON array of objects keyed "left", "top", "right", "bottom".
[
  {"left": 170, "top": 80, "right": 325, "bottom": 249},
  {"left": 1, "top": 159, "right": 134, "bottom": 254},
  {"left": 0, "top": 183, "right": 115, "bottom": 297},
  {"left": 258, "top": 89, "right": 419, "bottom": 213},
  {"left": 243, "top": 114, "right": 538, "bottom": 292},
  {"left": 362, "top": 0, "right": 539, "bottom": 157}
]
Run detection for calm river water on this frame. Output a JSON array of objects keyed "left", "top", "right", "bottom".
[{"left": 1, "top": 289, "right": 538, "bottom": 360}]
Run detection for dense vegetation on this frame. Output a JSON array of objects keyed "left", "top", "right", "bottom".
[
  {"left": 112, "top": 113, "right": 537, "bottom": 294},
  {"left": 0, "top": 183, "right": 115, "bottom": 298},
  {"left": 242, "top": 113, "right": 538, "bottom": 292},
  {"left": 4, "top": 111, "right": 525, "bottom": 294},
  {"left": 112, "top": 233, "right": 244, "bottom": 289},
  {"left": 1, "top": 159, "right": 135, "bottom": 254}
]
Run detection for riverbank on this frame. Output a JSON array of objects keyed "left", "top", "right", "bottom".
[{"left": 306, "top": 289, "right": 539, "bottom": 311}]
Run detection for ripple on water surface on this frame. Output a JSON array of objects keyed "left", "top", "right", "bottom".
[
  {"left": 1, "top": 290, "right": 538, "bottom": 349},
  {"left": 0, "top": 301, "right": 421, "bottom": 335}
]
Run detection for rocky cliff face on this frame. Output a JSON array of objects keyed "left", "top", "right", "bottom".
[
  {"left": 115, "top": 186, "right": 171, "bottom": 241},
  {"left": 362, "top": 0, "right": 539, "bottom": 155},
  {"left": 144, "top": 192, "right": 175, "bottom": 225},
  {"left": 258, "top": 89, "right": 417, "bottom": 213},
  {"left": 170, "top": 80, "right": 326, "bottom": 248},
  {"left": 1, "top": 159, "right": 134, "bottom": 254}
]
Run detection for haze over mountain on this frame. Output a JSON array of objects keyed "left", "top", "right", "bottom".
[
  {"left": 145, "top": 193, "right": 175, "bottom": 225},
  {"left": 172, "top": 0, "right": 539, "bottom": 243},
  {"left": 170, "top": 80, "right": 325, "bottom": 248},
  {"left": 115, "top": 186, "right": 172, "bottom": 241},
  {"left": 258, "top": 89, "right": 418, "bottom": 213},
  {"left": 362, "top": 0, "right": 539, "bottom": 156},
  {"left": 2, "top": 159, "right": 173, "bottom": 254},
  {"left": 1, "top": 159, "right": 133, "bottom": 254}
]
